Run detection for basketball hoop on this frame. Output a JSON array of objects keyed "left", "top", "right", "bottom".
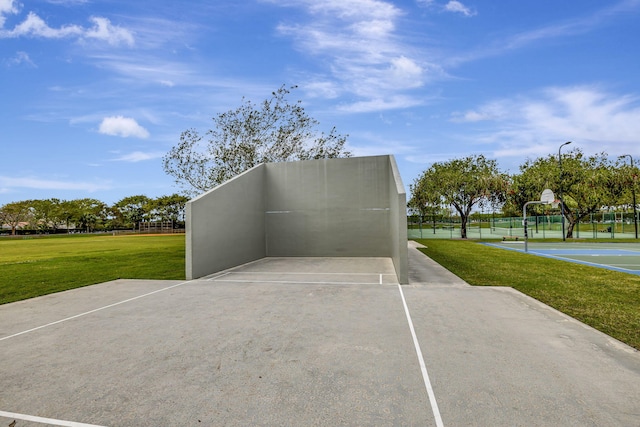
[
  {"left": 551, "top": 200, "right": 560, "bottom": 209},
  {"left": 523, "top": 189, "right": 556, "bottom": 253},
  {"left": 540, "top": 189, "right": 555, "bottom": 204}
]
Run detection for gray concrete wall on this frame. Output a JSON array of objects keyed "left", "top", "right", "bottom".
[
  {"left": 388, "top": 155, "right": 408, "bottom": 284},
  {"left": 264, "top": 156, "right": 391, "bottom": 257},
  {"left": 186, "top": 155, "right": 408, "bottom": 283},
  {"left": 186, "top": 164, "right": 266, "bottom": 279}
]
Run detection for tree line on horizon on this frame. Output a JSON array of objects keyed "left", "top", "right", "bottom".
[
  {"left": 0, "top": 194, "right": 189, "bottom": 235},
  {"left": 409, "top": 149, "right": 639, "bottom": 239}
]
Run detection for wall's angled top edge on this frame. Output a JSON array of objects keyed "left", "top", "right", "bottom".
[
  {"left": 264, "top": 154, "right": 392, "bottom": 169},
  {"left": 188, "top": 163, "right": 267, "bottom": 204},
  {"left": 387, "top": 155, "right": 406, "bottom": 196}
]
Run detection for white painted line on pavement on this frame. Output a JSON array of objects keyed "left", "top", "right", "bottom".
[
  {"left": 397, "top": 284, "right": 444, "bottom": 427},
  {"left": 206, "top": 272, "right": 231, "bottom": 281},
  {"left": 0, "top": 281, "right": 192, "bottom": 342},
  {"left": 0, "top": 410, "right": 107, "bottom": 427},
  {"left": 209, "top": 279, "right": 385, "bottom": 285}
]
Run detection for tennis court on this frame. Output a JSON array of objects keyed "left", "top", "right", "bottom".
[
  {"left": 486, "top": 241, "right": 640, "bottom": 275},
  {"left": 1, "top": 250, "right": 639, "bottom": 426}
]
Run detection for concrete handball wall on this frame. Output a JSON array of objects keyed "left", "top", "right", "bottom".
[
  {"left": 186, "top": 164, "right": 266, "bottom": 280},
  {"left": 186, "top": 155, "right": 408, "bottom": 283},
  {"left": 389, "top": 157, "right": 409, "bottom": 284},
  {"left": 265, "top": 156, "right": 391, "bottom": 257}
]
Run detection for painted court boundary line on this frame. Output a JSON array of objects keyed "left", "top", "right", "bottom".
[
  {"left": 208, "top": 272, "right": 395, "bottom": 285},
  {"left": 0, "top": 410, "right": 107, "bottom": 427},
  {"left": 0, "top": 280, "right": 192, "bottom": 342},
  {"left": 209, "top": 271, "right": 395, "bottom": 276},
  {"left": 209, "top": 279, "right": 391, "bottom": 285},
  {"left": 397, "top": 284, "right": 444, "bottom": 427}
]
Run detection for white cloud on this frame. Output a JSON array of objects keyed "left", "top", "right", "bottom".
[
  {"left": 269, "top": 0, "right": 436, "bottom": 111},
  {"left": 416, "top": 0, "right": 476, "bottom": 17},
  {"left": 0, "top": 10, "right": 134, "bottom": 46},
  {"left": 451, "top": 101, "right": 508, "bottom": 122},
  {"left": 6, "top": 51, "right": 36, "bottom": 67},
  {"left": 444, "top": 1, "right": 475, "bottom": 17},
  {"left": 111, "top": 151, "right": 165, "bottom": 162},
  {"left": 84, "top": 17, "right": 135, "bottom": 46},
  {"left": 454, "top": 86, "right": 640, "bottom": 159},
  {"left": 288, "top": 0, "right": 402, "bottom": 20},
  {"left": 0, "top": 0, "right": 18, "bottom": 28},
  {"left": 389, "top": 56, "right": 423, "bottom": 87},
  {"left": 87, "top": 53, "right": 195, "bottom": 85},
  {"left": 338, "top": 95, "right": 424, "bottom": 113},
  {"left": 4, "top": 11, "right": 83, "bottom": 38},
  {"left": 0, "top": 175, "right": 110, "bottom": 192},
  {"left": 46, "top": 0, "right": 89, "bottom": 4},
  {"left": 447, "top": 2, "right": 640, "bottom": 66},
  {"left": 304, "top": 81, "right": 340, "bottom": 99},
  {"left": 99, "top": 116, "right": 150, "bottom": 138}
]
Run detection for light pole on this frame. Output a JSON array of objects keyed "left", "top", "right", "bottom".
[
  {"left": 558, "top": 141, "right": 572, "bottom": 241},
  {"left": 620, "top": 154, "right": 638, "bottom": 239}
]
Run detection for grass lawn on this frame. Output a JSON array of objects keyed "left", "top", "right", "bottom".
[
  {"left": 416, "top": 239, "right": 640, "bottom": 351},
  {"left": 0, "top": 234, "right": 185, "bottom": 305}
]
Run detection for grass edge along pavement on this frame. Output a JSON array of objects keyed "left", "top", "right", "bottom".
[
  {"left": 0, "top": 234, "right": 185, "bottom": 305},
  {"left": 415, "top": 239, "right": 640, "bottom": 351}
]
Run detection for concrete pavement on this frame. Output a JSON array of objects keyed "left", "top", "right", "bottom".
[{"left": 0, "top": 245, "right": 639, "bottom": 426}]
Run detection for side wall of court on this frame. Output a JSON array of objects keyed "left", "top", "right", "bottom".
[
  {"left": 186, "top": 164, "right": 266, "bottom": 280},
  {"left": 186, "top": 155, "right": 408, "bottom": 283}
]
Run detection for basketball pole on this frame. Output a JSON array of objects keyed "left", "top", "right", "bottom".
[
  {"left": 558, "top": 141, "right": 572, "bottom": 241},
  {"left": 619, "top": 154, "right": 638, "bottom": 239}
]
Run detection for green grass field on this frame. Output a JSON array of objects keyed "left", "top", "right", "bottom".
[
  {"left": 0, "top": 234, "right": 185, "bottom": 305},
  {"left": 416, "top": 239, "right": 640, "bottom": 350}
]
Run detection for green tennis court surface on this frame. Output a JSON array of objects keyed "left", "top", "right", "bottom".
[{"left": 485, "top": 242, "right": 640, "bottom": 275}]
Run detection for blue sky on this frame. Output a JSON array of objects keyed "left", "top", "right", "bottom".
[{"left": 1, "top": 0, "right": 639, "bottom": 205}]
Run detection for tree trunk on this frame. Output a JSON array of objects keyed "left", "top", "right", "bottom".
[
  {"left": 566, "top": 221, "right": 575, "bottom": 239},
  {"left": 460, "top": 217, "right": 468, "bottom": 239}
]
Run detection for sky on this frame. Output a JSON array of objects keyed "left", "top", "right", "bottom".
[{"left": 1, "top": 0, "right": 640, "bottom": 205}]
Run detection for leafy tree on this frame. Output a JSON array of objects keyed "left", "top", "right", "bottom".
[
  {"left": 29, "top": 198, "right": 64, "bottom": 232},
  {"left": 57, "top": 200, "right": 83, "bottom": 233},
  {"left": 149, "top": 194, "right": 189, "bottom": 225},
  {"left": 507, "top": 149, "right": 621, "bottom": 239},
  {"left": 113, "top": 195, "right": 151, "bottom": 229},
  {"left": 0, "top": 200, "right": 32, "bottom": 235},
  {"left": 409, "top": 180, "right": 448, "bottom": 234},
  {"left": 74, "top": 198, "right": 109, "bottom": 232},
  {"left": 163, "top": 85, "right": 352, "bottom": 196},
  {"left": 410, "top": 155, "right": 507, "bottom": 238},
  {"left": 615, "top": 156, "right": 639, "bottom": 226}
]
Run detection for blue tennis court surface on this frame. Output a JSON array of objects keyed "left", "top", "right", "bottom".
[{"left": 485, "top": 242, "right": 640, "bottom": 275}]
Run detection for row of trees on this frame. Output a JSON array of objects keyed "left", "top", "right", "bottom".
[
  {"left": 0, "top": 194, "right": 188, "bottom": 235},
  {"left": 409, "top": 150, "right": 639, "bottom": 239}
]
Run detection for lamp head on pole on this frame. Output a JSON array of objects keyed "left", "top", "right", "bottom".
[{"left": 558, "top": 141, "right": 572, "bottom": 165}]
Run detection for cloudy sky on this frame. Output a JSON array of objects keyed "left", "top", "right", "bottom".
[{"left": 1, "top": 0, "right": 639, "bottom": 204}]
